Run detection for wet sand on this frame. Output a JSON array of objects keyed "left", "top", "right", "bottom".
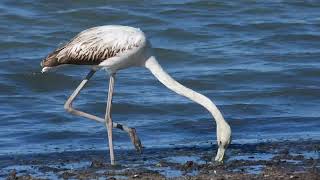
[{"left": 2, "top": 139, "right": 319, "bottom": 180}]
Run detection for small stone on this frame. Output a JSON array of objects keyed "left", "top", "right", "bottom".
[
  {"left": 7, "top": 170, "right": 17, "bottom": 180},
  {"left": 290, "top": 175, "right": 298, "bottom": 179},
  {"left": 61, "top": 171, "right": 77, "bottom": 179},
  {"left": 281, "top": 149, "right": 289, "bottom": 155},
  {"left": 185, "top": 161, "right": 193, "bottom": 168},
  {"left": 90, "top": 160, "right": 105, "bottom": 168}
]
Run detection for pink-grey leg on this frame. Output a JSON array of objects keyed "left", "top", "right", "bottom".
[
  {"left": 105, "top": 73, "right": 115, "bottom": 164},
  {"left": 63, "top": 70, "right": 143, "bottom": 157}
]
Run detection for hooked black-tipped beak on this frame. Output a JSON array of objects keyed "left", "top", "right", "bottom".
[{"left": 41, "top": 67, "right": 51, "bottom": 73}]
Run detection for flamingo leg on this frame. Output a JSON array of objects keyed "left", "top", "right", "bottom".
[
  {"left": 105, "top": 73, "right": 115, "bottom": 165},
  {"left": 64, "top": 69, "right": 143, "bottom": 153}
]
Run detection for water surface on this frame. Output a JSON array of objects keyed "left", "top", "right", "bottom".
[{"left": 0, "top": 0, "right": 319, "bottom": 155}]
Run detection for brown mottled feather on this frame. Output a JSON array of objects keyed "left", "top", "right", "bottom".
[{"left": 41, "top": 26, "right": 144, "bottom": 68}]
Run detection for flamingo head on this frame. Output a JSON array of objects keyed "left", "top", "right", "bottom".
[{"left": 214, "top": 122, "right": 232, "bottom": 162}]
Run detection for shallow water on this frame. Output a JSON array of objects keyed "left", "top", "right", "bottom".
[{"left": 0, "top": 0, "right": 319, "bottom": 156}]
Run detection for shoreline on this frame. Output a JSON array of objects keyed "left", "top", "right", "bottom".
[{"left": 2, "top": 139, "right": 319, "bottom": 179}]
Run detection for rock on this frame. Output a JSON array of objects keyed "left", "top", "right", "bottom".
[
  {"left": 90, "top": 160, "right": 105, "bottom": 168},
  {"left": 7, "top": 170, "right": 17, "bottom": 180},
  {"left": 185, "top": 161, "right": 194, "bottom": 168}
]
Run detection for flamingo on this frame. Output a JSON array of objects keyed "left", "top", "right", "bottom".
[{"left": 41, "top": 25, "right": 231, "bottom": 165}]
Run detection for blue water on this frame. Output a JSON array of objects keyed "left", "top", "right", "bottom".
[{"left": 0, "top": 0, "right": 319, "bottom": 156}]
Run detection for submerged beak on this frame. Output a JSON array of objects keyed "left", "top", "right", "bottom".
[{"left": 214, "top": 146, "right": 226, "bottom": 162}]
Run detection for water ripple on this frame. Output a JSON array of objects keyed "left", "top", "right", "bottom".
[{"left": 0, "top": 0, "right": 319, "bottom": 155}]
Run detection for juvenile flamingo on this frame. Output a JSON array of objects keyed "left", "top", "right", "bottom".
[{"left": 41, "top": 25, "right": 231, "bottom": 165}]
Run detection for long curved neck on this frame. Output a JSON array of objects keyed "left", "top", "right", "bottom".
[{"left": 144, "top": 56, "right": 227, "bottom": 127}]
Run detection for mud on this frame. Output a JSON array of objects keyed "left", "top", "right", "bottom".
[{"left": 1, "top": 140, "right": 319, "bottom": 179}]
